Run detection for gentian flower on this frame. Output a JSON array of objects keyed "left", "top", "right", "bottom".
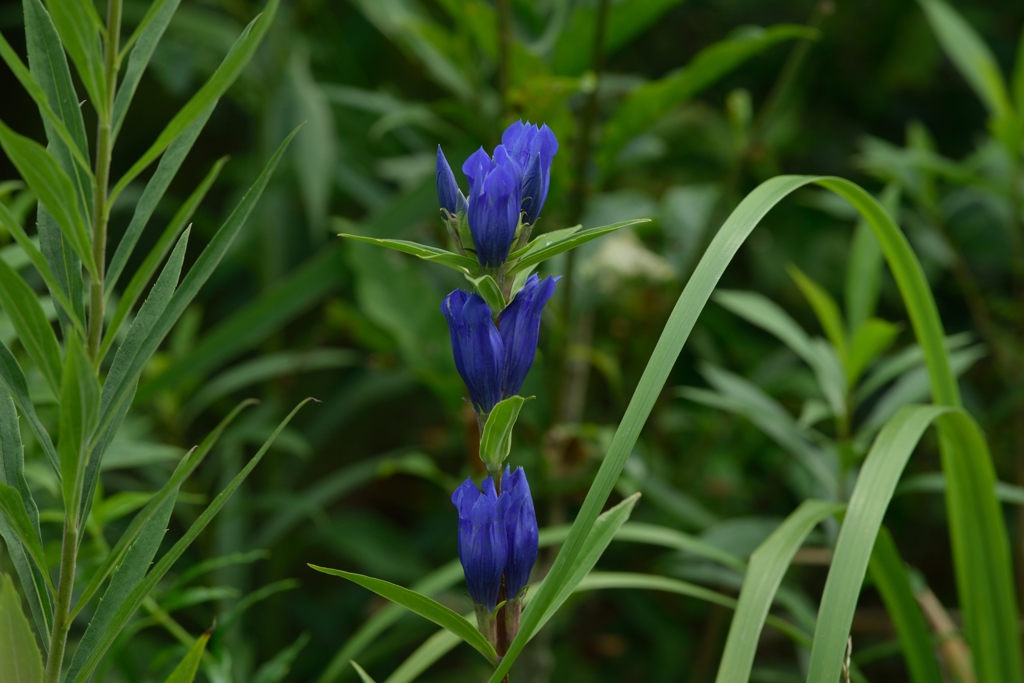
[
  {"left": 463, "top": 146, "right": 522, "bottom": 268},
  {"left": 452, "top": 477, "right": 508, "bottom": 612},
  {"left": 498, "top": 274, "right": 559, "bottom": 399},
  {"left": 436, "top": 145, "right": 465, "bottom": 217},
  {"left": 501, "top": 121, "right": 558, "bottom": 226},
  {"left": 441, "top": 290, "right": 503, "bottom": 414},
  {"left": 452, "top": 467, "right": 539, "bottom": 643},
  {"left": 501, "top": 467, "right": 538, "bottom": 600},
  {"left": 442, "top": 277, "right": 558, "bottom": 415}
]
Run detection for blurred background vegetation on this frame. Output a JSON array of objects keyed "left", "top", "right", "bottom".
[{"left": 1, "top": 0, "right": 1023, "bottom": 681}]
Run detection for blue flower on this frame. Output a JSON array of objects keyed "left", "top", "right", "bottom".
[
  {"left": 498, "top": 275, "right": 559, "bottom": 398},
  {"left": 501, "top": 121, "right": 558, "bottom": 226},
  {"left": 501, "top": 467, "right": 538, "bottom": 600},
  {"left": 451, "top": 468, "right": 538, "bottom": 611},
  {"left": 442, "top": 290, "right": 504, "bottom": 414},
  {"left": 452, "top": 477, "right": 508, "bottom": 611},
  {"left": 436, "top": 145, "right": 465, "bottom": 216},
  {"left": 463, "top": 146, "right": 522, "bottom": 268}
]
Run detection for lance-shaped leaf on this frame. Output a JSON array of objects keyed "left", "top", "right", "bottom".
[
  {"left": 0, "top": 121, "right": 93, "bottom": 274},
  {"left": 59, "top": 337, "right": 99, "bottom": 519},
  {"left": 46, "top": 0, "right": 106, "bottom": 116},
  {"left": 0, "top": 340, "right": 58, "bottom": 472},
  {"left": 160, "top": 630, "right": 210, "bottom": 683},
  {"left": 109, "top": 0, "right": 280, "bottom": 203},
  {"left": 0, "top": 483, "right": 52, "bottom": 592},
  {"left": 506, "top": 219, "right": 650, "bottom": 275},
  {"left": 464, "top": 274, "right": 504, "bottom": 314},
  {"left": 307, "top": 565, "right": 498, "bottom": 665},
  {"left": 0, "top": 255, "right": 64, "bottom": 396},
  {"left": 339, "top": 233, "right": 478, "bottom": 274},
  {"left": 478, "top": 396, "right": 525, "bottom": 472},
  {"left": 0, "top": 572, "right": 44, "bottom": 683}
]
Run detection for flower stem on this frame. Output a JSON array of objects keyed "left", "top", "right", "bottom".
[{"left": 44, "top": 523, "right": 79, "bottom": 683}]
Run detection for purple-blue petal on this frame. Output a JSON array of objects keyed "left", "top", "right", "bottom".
[
  {"left": 502, "top": 467, "right": 538, "bottom": 599},
  {"left": 452, "top": 477, "right": 507, "bottom": 610},
  {"left": 436, "top": 146, "right": 461, "bottom": 215},
  {"left": 442, "top": 290, "right": 504, "bottom": 413},
  {"left": 497, "top": 275, "right": 559, "bottom": 397}
]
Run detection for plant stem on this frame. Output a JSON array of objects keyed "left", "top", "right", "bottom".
[
  {"left": 88, "top": 0, "right": 123, "bottom": 362},
  {"left": 44, "top": 523, "right": 79, "bottom": 683}
]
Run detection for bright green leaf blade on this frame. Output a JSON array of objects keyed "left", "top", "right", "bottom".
[
  {"left": 597, "top": 25, "right": 818, "bottom": 172},
  {"left": 532, "top": 493, "right": 641, "bottom": 635},
  {"left": 58, "top": 337, "right": 99, "bottom": 518},
  {"left": 69, "top": 399, "right": 313, "bottom": 683},
  {"left": 112, "top": 0, "right": 183, "bottom": 139},
  {"left": 46, "top": 0, "right": 106, "bottom": 116},
  {"left": 109, "top": 0, "right": 280, "bottom": 203},
  {"left": 0, "top": 340, "right": 58, "bottom": 472},
  {"left": 105, "top": 107, "right": 219, "bottom": 298},
  {"left": 787, "top": 263, "right": 848, "bottom": 363},
  {"left": 161, "top": 631, "right": 210, "bottom": 683},
  {"left": 479, "top": 396, "right": 525, "bottom": 471},
  {"left": 0, "top": 120, "right": 93, "bottom": 275},
  {"left": 0, "top": 252, "right": 65, "bottom": 396},
  {"left": 869, "top": 527, "right": 943, "bottom": 683},
  {"left": 507, "top": 219, "right": 650, "bottom": 274},
  {"left": 0, "top": 572, "right": 44, "bottom": 683},
  {"left": 339, "top": 233, "right": 477, "bottom": 273},
  {"left": 465, "top": 273, "right": 505, "bottom": 313},
  {"left": 97, "top": 128, "right": 297, "bottom": 443},
  {"left": 713, "top": 499, "right": 843, "bottom": 683},
  {"left": 0, "top": 483, "right": 52, "bottom": 592},
  {"left": 308, "top": 565, "right": 498, "bottom": 664},
  {"left": 102, "top": 154, "right": 225, "bottom": 361},
  {"left": 919, "top": 0, "right": 1013, "bottom": 122},
  {"left": 845, "top": 184, "right": 899, "bottom": 332},
  {"left": 349, "top": 661, "right": 379, "bottom": 683}
]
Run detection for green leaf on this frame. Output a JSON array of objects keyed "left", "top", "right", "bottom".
[
  {"left": 46, "top": 0, "right": 106, "bottom": 117},
  {"left": 507, "top": 219, "right": 650, "bottom": 275},
  {"left": 307, "top": 565, "right": 498, "bottom": 664},
  {"left": 101, "top": 154, "right": 225, "bottom": 361},
  {"left": 0, "top": 248, "right": 65, "bottom": 396},
  {"left": 478, "top": 396, "right": 525, "bottom": 472},
  {"left": 0, "top": 29, "right": 91, "bottom": 172},
  {"left": 487, "top": 172, "right": 1012, "bottom": 683},
  {"left": 845, "top": 183, "right": 899, "bottom": 332},
  {"left": 58, "top": 337, "right": 99, "bottom": 517},
  {"left": 0, "top": 120, "right": 94, "bottom": 275},
  {"left": 98, "top": 128, "right": 297, "bottom": 442},
  {"left": 869, "top": 527, "right": 943, "bottom": 683},
  {"left": 0, "top": 483, "right": 52, "bottom": 592},
  {"left": 68, "top": 399, "right": 313, "bottom": 683},
  {"left": 251, "top": 633, "right": 311, "bottom": 683},
  {"left": 160, "top": 631, "right": 210, "bottom": 683},
  {"left": 0, "top": 201, "right": 85, "bottom": 336},
  {"left": 464, "top": 273, "right": 505, "bottom": 313},
  {"left": 349, "top": 661, "right": 379, "bottom": 683},
  {"left": 109, "top": 0, "right": 280, "bottom": 203},
  {"left": 0, "top": 572, "right": 44, "bottom": 683},
  {"left": 919, "top": 0, "right": 1014, "bottom": 126},
  {"left": 112, "top": 0, "right": 183, "bottom": 139},
  {"left": 338, "top": 233, "right": 477, "bottom": 273},
  {"left": 787, "top": 264, "right": 848, "bottom": 364},
  {"left": 847, "top": 318, "right": 901, "bottom": 386},
  {"left": 0, "top": 340, "right": 58, "bottom": 472},
  {"left": 714, "top": 499, "right": 843, "bottom": 683},
  {"left": 597, "top": 25, "right": 818, "bottom": 172},
  {"left": 105, "top": 108, "right": 220, "bottom": 299}
]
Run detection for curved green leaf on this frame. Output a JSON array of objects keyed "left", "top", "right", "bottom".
[
  {"left": 0, "top": 572, "right": 44, "bottom": 683},
  {"left": 507, "top": 219, "right": 650, "bottom": 274}
]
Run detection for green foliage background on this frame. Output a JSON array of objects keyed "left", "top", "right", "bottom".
[{"left": 1, "top": 0, "right": 1023, "bottom": 681}]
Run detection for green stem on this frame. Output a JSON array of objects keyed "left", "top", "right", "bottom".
[
  {"left": 88, "top": 0, "right": 123, "bottom": 361},
  {"left": 44, "top": 523, "right": 79, "bottom": 683}
]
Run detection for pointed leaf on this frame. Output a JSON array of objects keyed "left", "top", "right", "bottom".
[
  {"left": 58, "top": 337, "right": 99, "bottom": 517},
  {"left": 464, "top": 274, "right": 504, "bottom": 313},
  {"left": 161, "top": 631, "right": 210, "bottom": 683},
  {"left": 787, "top": 264, "right": 848, "bottom": 363},
  {"left": 507, "top": 219, "right": 650, "bottom": 274},
  {"left": 847, "top": 318, "right": 901, "bottom": 386},
  {"left": 46, "top": 0, "right": 105, "bottom": 115},
  {"left": 349, "top": 661, "right": 378, "bottom": 683},
  {"left": 0, "top": 255, "right": 64, "bottom": 396},
  {"left": 0, "top": 483, "right": 52, "bottom": 591},
  {"left": 0, "top": 572, "right": 44, "bottom": 683},
  {"left": 478, "top": 395, "right": 525, "bottom": 471},
  {"left": 0, "top": 340, "right": 58, "bottom": 471},
  {"left": 338, "top": 233, "right": 477, "bottom": 273}
]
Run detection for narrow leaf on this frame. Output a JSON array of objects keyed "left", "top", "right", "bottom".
[
  {"left": 0, "top": 340, "right": 58, "bottom": 471},
  {"left": 787, "top": 264, "right": 848, "bottom": 363},
  {"left": 161, "top": 631, "right": 210, "bottom": 683},
  {"left": 507, "top": 219, "right": 650, "bottom": 274},
  {"left": 58, "top": 337, "right": 99, "bottom": 517},
  {"left": 0, "top": 572, "right": 44, "bottom": 683},
  {"left": 350, "top": 661, "right": 378, "bottom": 683},
  {"left": 308, "top": 565, "right": 498, "bottom": 664},
  {"left": 0, "top": 483, "right": 52, "bottom": 591},
  {"left": 338, "top": 233, "right": 477, "bottom": 273},
  {"left": 46, "top": 0, "right": 105, "bottom": 115},
  {"left": 0, "top": 255, "right": 64, "bottom": 395}
]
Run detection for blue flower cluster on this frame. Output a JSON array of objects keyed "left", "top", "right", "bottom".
[
  {"left": 437, "top": 121, "right": 558, "bottom": 267},
  {"left": 452, "top": 467, "right": 538, "bottom": 611},
  {"left": 441, "top": 274, "right": 558, "bottom": 415}
]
